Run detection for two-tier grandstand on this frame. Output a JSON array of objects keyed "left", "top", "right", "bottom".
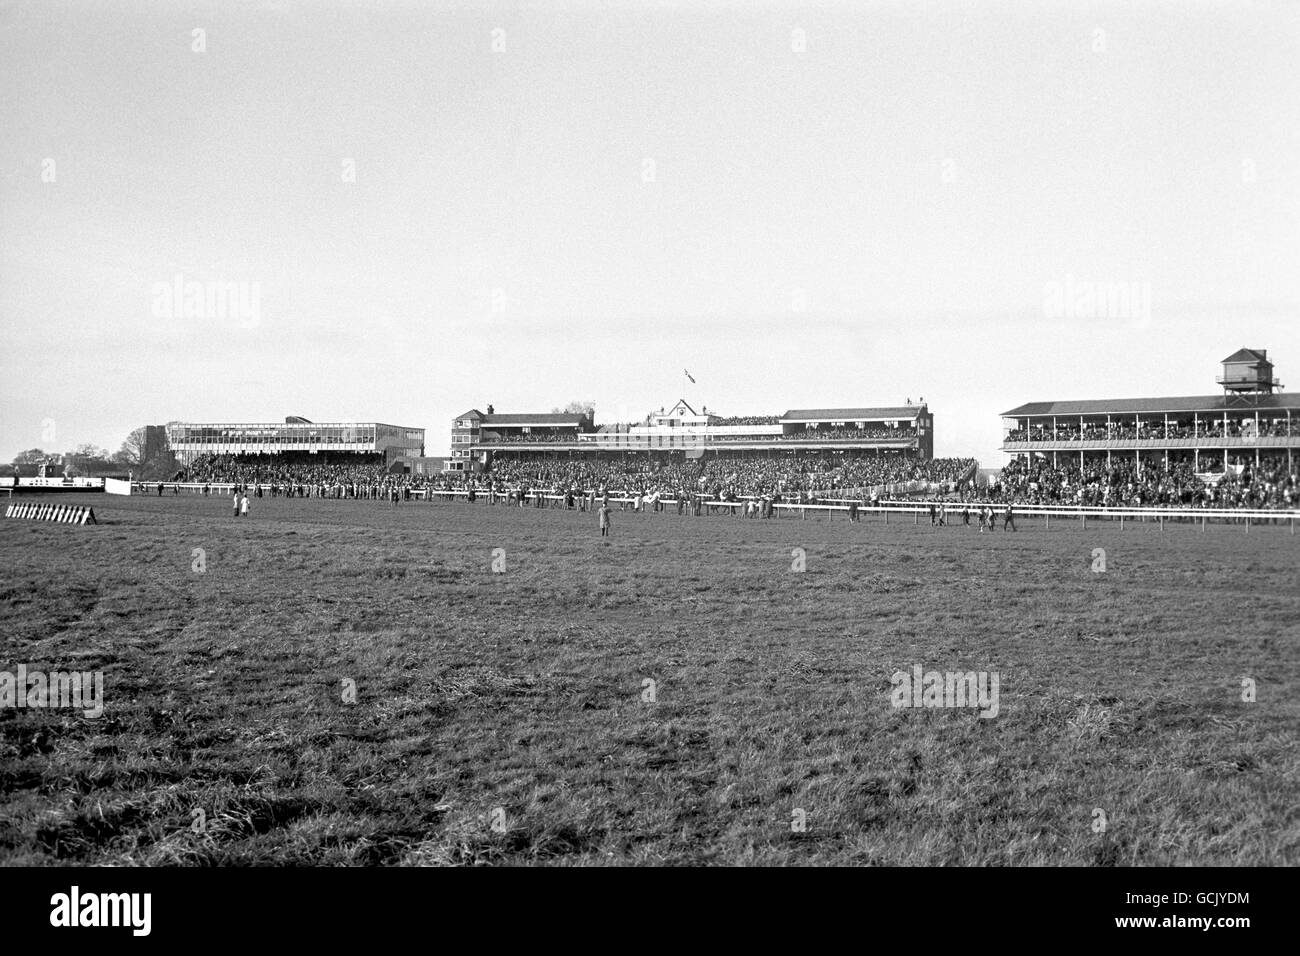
[
  {"left": 447, "top": 399, "right": 937, "bottom": 472},
  {"left": 1001, "top": 349, "right": 1298, "bottom": 476}
]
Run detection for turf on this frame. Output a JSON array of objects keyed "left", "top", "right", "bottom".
[{"left": 1, "top": 492, "right": 1297, "bottom": 865}]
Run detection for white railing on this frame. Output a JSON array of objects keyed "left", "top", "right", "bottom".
[
  {"left": 8, "top": 477, "right": 106, "bottom": 490},
  {"left": 1003, "top": 436, "right": 1299, "bottom": 451},
  {"left": 413, "top": 488, "right": 1298, "bottom": 525},
  {"left": 121, "top": 482, "right": 1298, "bottom": 527}
]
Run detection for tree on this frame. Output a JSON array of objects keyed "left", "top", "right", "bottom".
[
  {"left": 116, "top": 428, "right": 147, "bottom": 467},
  {"left": 11, "top": 449, "right": 47, "bottom": 466},
  {"left": 73, "top": 443, "right": 111, "bottom": 461},
  {"left": 551, "top": 400, "right": 595, "bottom": 417},
  {"left": 115, "top": 426, "right": 177, "bottom": 479},
  {"left": 63, "top": 444, "right": 115, "bottom": 477}
]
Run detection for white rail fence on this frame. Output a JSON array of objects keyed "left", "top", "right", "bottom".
[{"left": 117, "top": 481, "right": 1299, "bottom": 531}]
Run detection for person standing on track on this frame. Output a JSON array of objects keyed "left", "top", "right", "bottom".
[
  {"left": 1003, "top": 503, "right": 1016, "bottom": 531},
  {"left": 598, "top": 502, "right": 611, "bottom": 537}
]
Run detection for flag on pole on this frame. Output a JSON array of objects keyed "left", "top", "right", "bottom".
[{"left": 684, "top": 369, "right": 696, "bottom": 384}]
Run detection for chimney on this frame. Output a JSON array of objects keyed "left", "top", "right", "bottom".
[{"left": 487, "top": 404, "right": 495, "bottom": 415}]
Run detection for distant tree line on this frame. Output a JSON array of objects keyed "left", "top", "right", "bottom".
[
  {"left": 10, "top": 427, "right": 178, "bottom": 480},
  {"left": 550, "top": 400, "right": 596, "bottom": 416}
]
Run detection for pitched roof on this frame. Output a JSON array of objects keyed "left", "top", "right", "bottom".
[
  {"left": 1222, "top": 348, "right": 1269, "bottom": 364},
  {"left": 1001, "top": 393, "right": 1300, "bottom": 417},
  {"left": 781, "top": 406, "right": 921, "bottom": 422},
  {"left": 454, "top": 409, "right": 485, "bottom": 420}
]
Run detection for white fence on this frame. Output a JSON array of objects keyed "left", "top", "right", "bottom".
[
  {"left": 8, "top": 476, "right": 106, "bottom": 490},
  {"left": 414, "top": 488, "right": 1298, "bottom": 529},
  {"left": 122, "top": 481, "right": 1298, "bottom": 529}
]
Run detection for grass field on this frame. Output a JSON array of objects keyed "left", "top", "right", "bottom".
[{"left": 1, "top": 491, "right": 1297, "bottom": 866}]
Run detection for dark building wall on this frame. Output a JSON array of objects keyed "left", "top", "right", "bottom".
[
  {"left": 916, "top": 411, "right": 934, "bottom": 459},
  {"left": 144, "top": 425, "right": 168, "bottom": 462}
]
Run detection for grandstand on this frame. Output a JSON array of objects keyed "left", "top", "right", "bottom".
[
  {"left": 166, "top": 418, "right": 425, "bottom": 465},
  {"left": 440, "top": 399, "right": 963, "bottom": 497},
  {"left": 1002, "top": 349, "right": 1296, "bottom": 473},
  {"left": 447, "top": 399, "right": 934, "bottom": 470},
  {"left": 996, "top": 349, "right": 1299, "bottom": 508}
]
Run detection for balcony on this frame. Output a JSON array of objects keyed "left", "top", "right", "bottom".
[{"left": 1002, "top": 435, "right": 1300, "bottom": 452}]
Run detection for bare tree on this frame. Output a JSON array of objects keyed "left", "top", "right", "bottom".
[
  {"left": 550, "top": 400, "right": 595, "bottom": 416},
  {"left": 74, "top": 443, "right": 111, "bottom": 461},
  {"left": 116, "top": 427, "right": 147, "bottom": 467}
]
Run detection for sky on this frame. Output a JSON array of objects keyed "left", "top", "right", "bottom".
[{"left": 1, "top": 0, "right": 1297, "bottom": 464}]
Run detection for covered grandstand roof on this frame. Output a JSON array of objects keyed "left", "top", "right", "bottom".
[
  {"left": 780, "top": 406, "right": 921, "bottom": 423},
  {"left": 454, "top": 410, "right": 589, "bottom": 425},
  {"left": 481, "top": 412, "right": 589, "bottom": 426},
  {"left": 1002, "top": 393, "right": 1300, "bottom": 417}
]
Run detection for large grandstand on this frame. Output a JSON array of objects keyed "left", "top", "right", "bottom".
[
  {"left": 448, "top": 399, "right": 933, "bottom": 468},
  {"left": 166, "top": 417, "right": 425, "bottom": 465},
  {"left": 994, "top": 349, "right": 1299, "bottom": 509},
  {"left": 442, "top": 399, "right": 970, "bottom": 498},
  {"left": 161, "top": 417, "right": 428, "bottom": 494}
]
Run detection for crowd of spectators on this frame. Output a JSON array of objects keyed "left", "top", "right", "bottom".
[
  {"left": 1007, "top": 419, "right": 1297, "bottom": 443},
  {"left": 982, "top": 456, "right": 1298, "bottom": 509},
  {"left": 428, "top": 453, "right": 976, "bottom": 500},
  {"left": 180, "top": 453, "right": 429, "bottom": 500},
  {"left": 484, "top": 424, "right": 917, "bottom": 444},
  {"left": 486, "top": 430, "right": 577, "bottom": 443},
  {"left": 708, "top": 415, "right": 779, "bottom": 426},
  {"left": 782, "top": 426, "right": 916, "bottom": 441},
  {"left": 166, "top": 448, "right": 1297, "bottom": 512}
]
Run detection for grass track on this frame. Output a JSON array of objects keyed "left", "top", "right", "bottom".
[{"left": 1, "top": 492, "right": 1297, "bottom": 865}]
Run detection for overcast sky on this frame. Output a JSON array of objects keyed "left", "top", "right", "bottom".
[{"left": 2, "top": 0, "right": 1297, "bottom": 463}]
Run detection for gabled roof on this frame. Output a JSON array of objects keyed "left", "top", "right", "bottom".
[
  {"left": 664, "top": 399, "right": 698, "bottom": 416},
  {"left": 454, "top": 409, "right": 485, "bottom": 420},
  {"left": 781, "top": 406, "right": 921, "bottom": 423},
  {"left": 1222, "top": 348, "right": 1269, "bottom": 364},
  {"left": 1002, "top": 393, "right": 1300, "bottom": 417}
]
